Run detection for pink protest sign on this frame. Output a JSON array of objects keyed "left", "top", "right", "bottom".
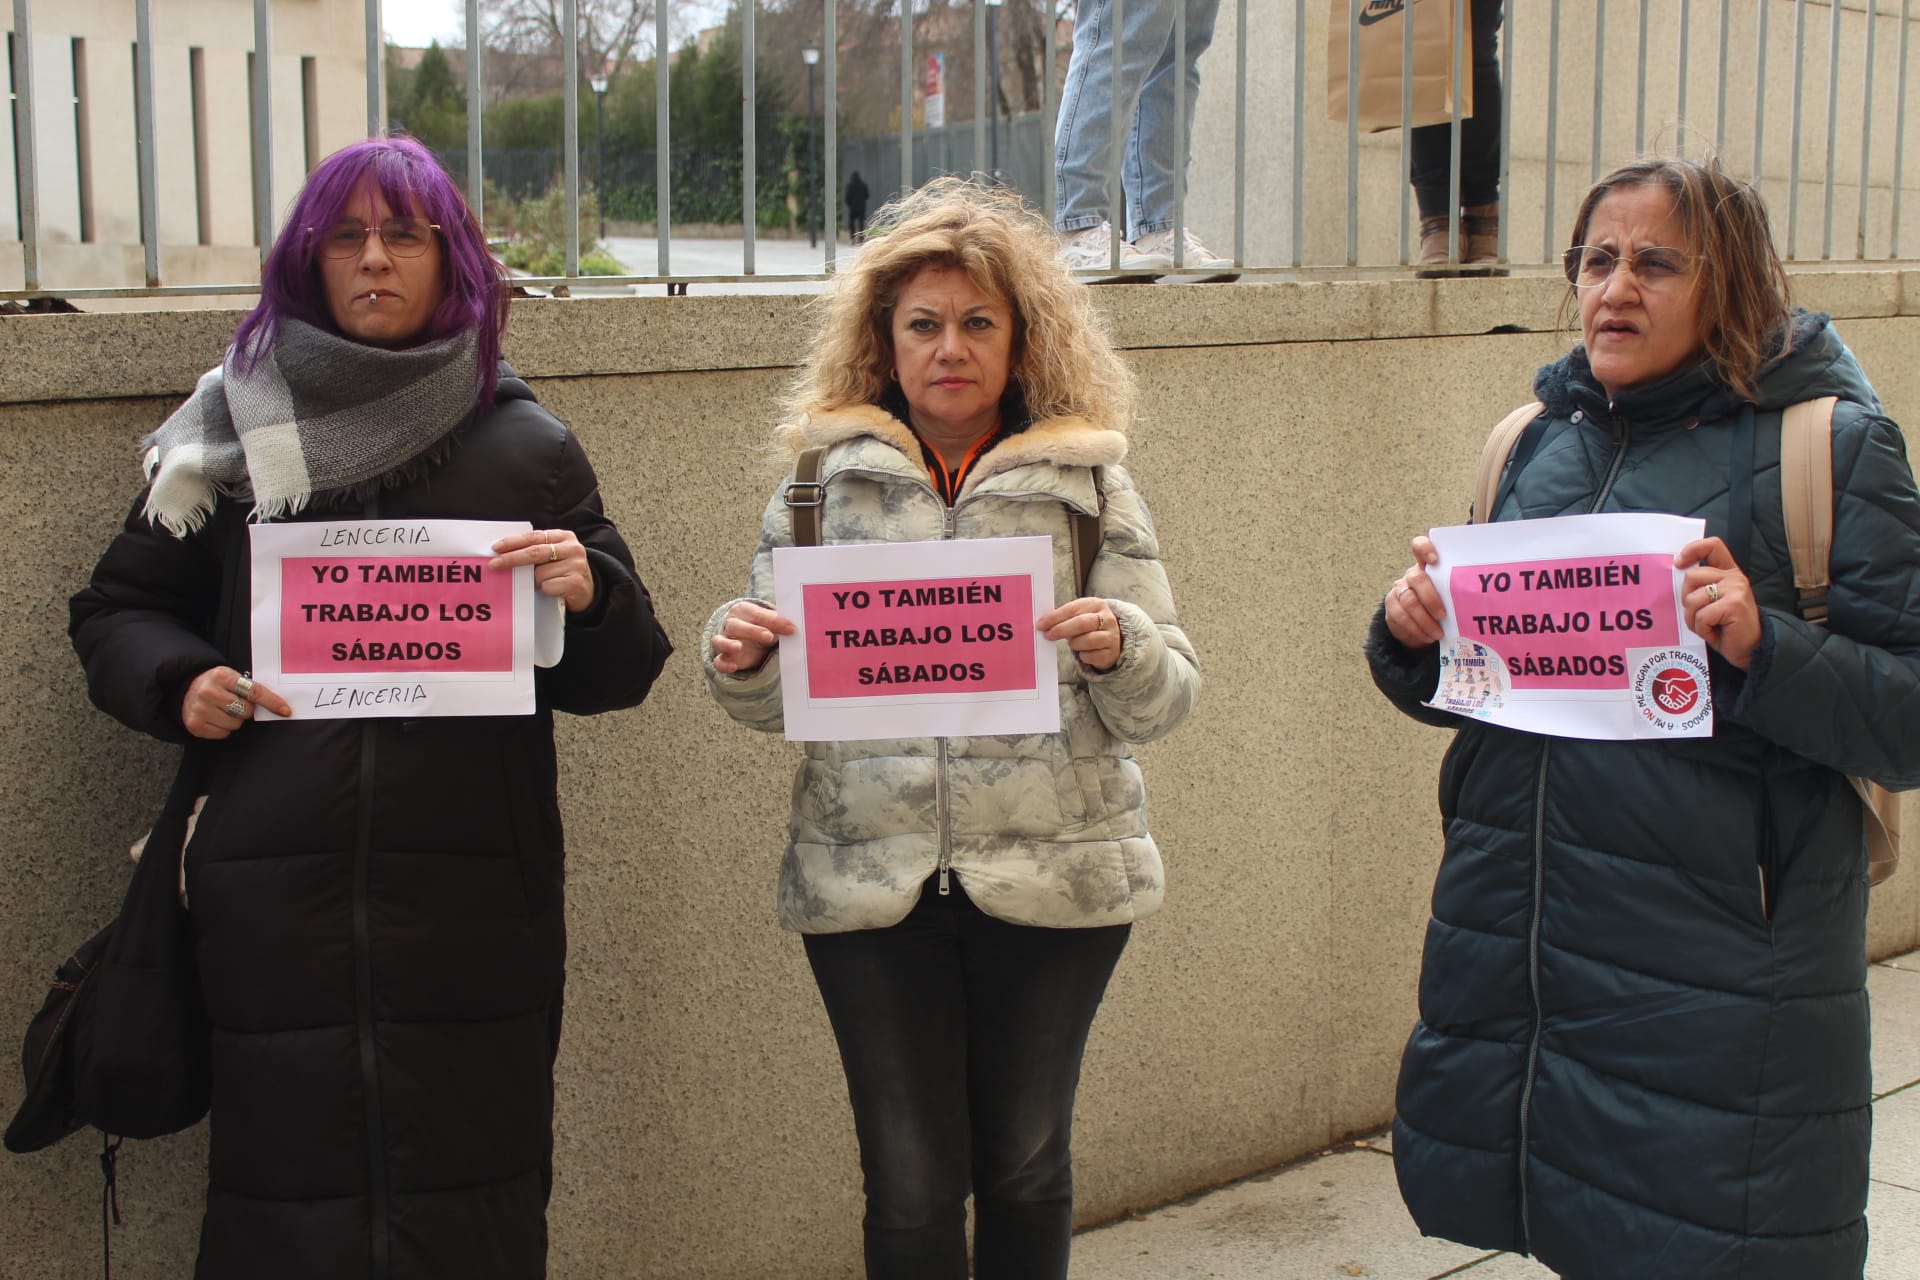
[
  {"left": 801, "top": 575, "right": 1035, "bottom": 697},
  {"left": 281, "top": 556, "right": 515, "bottom": 674},
  {"left": 1446, "top": 553, "right": 1679, "bottom": 690},
  {"left": 771, "top": 536, "right": 1061, "bottom": 742},
  {"left": 1423, "top": 512, "right": 1714, "bottom": 741},
  {"left": 250, "top": 520, "right": 538, "bottom": 720}
]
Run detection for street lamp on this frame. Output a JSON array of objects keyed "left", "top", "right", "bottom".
[
  {"left": 985, "top": 0, "right": 1002, "bottom": 180},
  {"left": 802, "top": 46, "right": 821, "bottom": 249},
  {"left": 589, "top": 73, "right": 609, "bottom": 242}
]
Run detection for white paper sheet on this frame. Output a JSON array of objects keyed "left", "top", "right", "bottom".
[
  {"left": 770, "top": 536, "right": 1061, "bottom": 742},
  {"left": 249, "top": 519, "right": 537, "bottom": 719},
  {"left": 1423, "top": 512, "right": 1716, "bottom": 740}
]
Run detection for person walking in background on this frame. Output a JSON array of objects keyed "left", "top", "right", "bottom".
[
  {"left": 703, "top": 178, "right": 1199, "bottom": 1279},
  {"left": 1368, "top": 154, "right": 1920, "bottom": 1278},
  {"left": 845, "top": 171, "right": 870, "bottom": 242},
  {"left": 1054, "top": 0, "right": 1232, "bottom": 275},
  {"left": 1412, "top": 0, "right": 1504, "bottom": 274},
  {"left": 70, "top": 135, "right": 672, "bottom": 1278}
]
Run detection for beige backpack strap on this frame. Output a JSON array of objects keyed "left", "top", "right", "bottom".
[
  {"left": 1473, "top": 401, "right": 1547, "bottom": 524},
  {"left": 1779, "top": 395, "right": 1899, "bottom": 884},
  {"left": 785, "top": 446, "right": 829, "bottom": 548},
  {"left": 1779, "top": 396, "right": 1839, "bottom": 625}
]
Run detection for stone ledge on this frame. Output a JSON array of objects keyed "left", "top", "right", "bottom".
[{"left": 2, "top": 267, "right": 1913, "bottom": 405}]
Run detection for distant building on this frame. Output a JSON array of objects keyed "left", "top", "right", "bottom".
[{"left": 3, "top": 1, "right": 372, "bottom": 295}]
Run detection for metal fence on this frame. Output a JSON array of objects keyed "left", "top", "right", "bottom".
[{"left": 4, "top": 0, "right": 1918, "bottom": 300}]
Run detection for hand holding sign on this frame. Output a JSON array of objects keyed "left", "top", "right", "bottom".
[
  {"left": 1675, "top": 537, "right": 1762, "bottom": 669},
  {"left": 1385, "top": 535, "right": 1446, "bottom": 649},
  {"left": 181, "top": 666, "right": 293, "bottom": 739},
  {"left": 489, "top": 529, "right": 595, "bottom": 614},
  {"left": 1036, "top": 597, "right": 1122, "bottom": 671},
  {"left": 712, "top": 601, "right": 798, "bottom": 674}
]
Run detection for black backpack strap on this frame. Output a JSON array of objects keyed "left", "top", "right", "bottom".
[
  {"left": 1726, "top": 404, "right": 1756, "bottom": 572},
  {"left": 1068, "top": 467, "right": 1106, "bottom": 598},
  {"left": 786, "top": 447, "right": 828, "bottom": 548}
]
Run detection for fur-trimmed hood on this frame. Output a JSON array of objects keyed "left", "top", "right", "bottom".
[{"left": 777, "top": 402, "right": 1129, "bottom": 495}]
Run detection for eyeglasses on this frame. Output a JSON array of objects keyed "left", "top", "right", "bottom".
[
  {"left": 1562, "top": 244, "right": 1692, "bottom": 289},
  {"left": 312, "top": 217, "right": 442, "bottom": 259}
]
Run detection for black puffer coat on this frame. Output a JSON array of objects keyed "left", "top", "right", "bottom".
[
  {"left": 70, "top": 374, "right": 671, "bottom": 1280},
  {"left": 1367, "top": 314, "right": 1920, "bottom": 1279}
]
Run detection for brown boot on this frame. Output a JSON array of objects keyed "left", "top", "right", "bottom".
[
  {"left": 1462, "top": 202, "right": 1505, "bottom": 272},
  {"left": 1418, "top": 215, "right": 1453, "bottom": 267}
]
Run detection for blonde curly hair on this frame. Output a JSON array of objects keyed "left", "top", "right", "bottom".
[{"left": 781, "top": 177, "right": 1136, "bottom": 441}]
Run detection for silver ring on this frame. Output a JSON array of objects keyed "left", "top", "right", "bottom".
[
  {"left": 223, "top": 699, "right": 247, "bottom": 719},
  {"left": 1401, "top": 584, "right": 1416, "bottom": 600},
  {"left": 232, "top": 674, "right": 254, "bottom": 701},
  {"left": 1705, "top": 581, "right": 1720, "bottom": 604}
]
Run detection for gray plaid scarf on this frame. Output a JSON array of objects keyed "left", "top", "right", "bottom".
[{"left": 142, "top": 319, "right": 480, "bottom": 537}]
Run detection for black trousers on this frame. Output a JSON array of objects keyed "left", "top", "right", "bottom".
[
  {"left": 803, "top": 879, "right": 1131, "bottom": 1280},
  {"left": 1410, "top": 0, "right": 1504, "bottom": 216}
]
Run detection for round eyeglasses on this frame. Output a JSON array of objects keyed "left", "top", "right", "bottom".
[
  {"left": 1562, "top": 245, "right": 1692, "bottom": 289},
  {"left": 313, "top": 217, "right": 442, "bottom": 260}
]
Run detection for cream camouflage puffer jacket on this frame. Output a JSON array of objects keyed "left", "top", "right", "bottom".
[{"left": 703, "top": 403, "right": 1200, "bottom": 933}]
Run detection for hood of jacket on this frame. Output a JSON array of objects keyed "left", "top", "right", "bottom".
[
  {"left": 779, "top": 401, "right": 1129, "bottom": 496},
  {"left": 1533, "top": 309, "right": 1883, "bottom": 430}
]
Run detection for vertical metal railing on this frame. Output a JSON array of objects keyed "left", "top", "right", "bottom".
[
  {"left": 9, "top": 0, "right": 1920, "bottom": 298},
  {"left": 1290, "top": 0, "right": 1304, "bottom": 268},
  {"left": 656, "top": 2, "right": 670, "bottom": 277},
  {"left": 466, "top": 0, "right": 483, "bottom": 221},
  {"left": 1345, "top": 0, "right": 1358, "bottom": 266},
  {"left": 563, "top": 0, "right": 580, "bottom": 277},
  {"left": 1896, "top": 0, "right": 1913, "bottom": 258},
  {"left": 1824, "top": 0, "right": 1845, "bottom": 259},
  {"left": 1591, "top": 0, "right": 1607, "bottom": 184},
  {"left": 364, "top": 0, "right": 382, "bottom": 134},
  {"left": 10, "top": 0, "right": 38, "bottom": 290},
  {"left": 1858, "top": 0, "right": 1878, "bottom": 260},
  {"left": 252, "top": 0, "right": 274, "bottom": 259},
  {"left": 1788, "top": 0, "right": 1807, "bottom": 257},
  {"left": 824, "top": 0, "right": 837, "bottom": 269},
  {"left": 741, "top": 0, "right": 755, "bottom": 274},
  {"left": 1108, "top": 0, "right": 1125, "bottom": 270},
  {"left": 135, "top": 0, "right": 160, "bottom": 287}
]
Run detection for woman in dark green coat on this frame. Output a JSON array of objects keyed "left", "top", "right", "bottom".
[{"left": 1368, "top": 155, "right": 1920, "bottom": 1279}]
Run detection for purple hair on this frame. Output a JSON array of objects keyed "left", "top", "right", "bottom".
[{"left": 232, "top": 135, "right": 508, "bottom": 408}]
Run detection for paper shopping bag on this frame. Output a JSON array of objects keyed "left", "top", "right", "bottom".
[{"left": 1328, "top": 0, "right": 1473, "bottom": 133}]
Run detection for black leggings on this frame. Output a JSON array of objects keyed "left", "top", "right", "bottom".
[
  {"left": 1410, "top": 0, "right": 1504, "bottom": 216},
  {"left": 803, "top": 878, "right": 1130, "bottom": 1280}
]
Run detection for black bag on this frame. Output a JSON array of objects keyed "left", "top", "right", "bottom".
[{"left": 5, "top": 745, "right": 214, "bottom": 1154}]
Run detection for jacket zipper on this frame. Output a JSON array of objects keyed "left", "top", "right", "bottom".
[
  {"left": 936, "top": 502, "right": 957, "bottom": 894},
  {"left": 354, "top": 494, "right": 392, "bottom": 1279},
  {"left": 1516, "top": 411, "right": 1631, "bottom": 1254}
]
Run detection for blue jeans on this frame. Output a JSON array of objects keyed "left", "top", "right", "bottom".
[
  {"left": 1054, "top": 0, "right": 1222, "bottom": 236},
  {"left": 802, "top": 879, "right": 1131, "bottom": 1280}
]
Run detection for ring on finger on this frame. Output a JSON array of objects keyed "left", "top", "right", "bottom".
[
  {"left": 233, "top": 674, "right": 255, "bottom": 701},
  {"left": 547, "top": 540, "right": 560, "bottom": 564},
  {"left": 1705, "top": 581, "right": 1720, "bottom": 604},
  {"left": 1401, "top": 584, "right": 1416, "bottom": 601},
  {"left": 223, "top": 698, "right": 247, "bottom": 719}
]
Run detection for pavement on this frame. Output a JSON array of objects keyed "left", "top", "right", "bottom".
[
  {"left": 1066, "top": 952, "right": 1920, "bottom": 1279},
  {"left": 596, "top": 235, "right": 847, "bottom": 294}
]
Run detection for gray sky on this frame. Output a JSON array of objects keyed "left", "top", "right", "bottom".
[{"left": 384, "top": 2, "right": 731, "bottom": 52}]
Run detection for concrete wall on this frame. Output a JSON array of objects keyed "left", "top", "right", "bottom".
[{"left": 2, "top": 270, "right": 1918, "bottom": 1278}]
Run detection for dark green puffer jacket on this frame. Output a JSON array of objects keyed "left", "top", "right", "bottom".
[{"left": 1366, "top": 313, "right": 1920, "bottom": 1280}]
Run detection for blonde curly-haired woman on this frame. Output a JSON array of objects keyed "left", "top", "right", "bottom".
[{"left": 702, "top": 178, "right": 1200, "bottom": 1279}]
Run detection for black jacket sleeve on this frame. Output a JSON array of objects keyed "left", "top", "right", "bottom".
[
  {"left": 534, "top": 427, "right": 672, "bottom": 716},
  {"left": 69, "top": 494, "right": 231, "bottom": 743},
  {"left": 1365, "top": 603, "right": 1460, "bottom": 730},
  {"left": 1726, "top": 408, "right": 1920, "bottom": 788}
]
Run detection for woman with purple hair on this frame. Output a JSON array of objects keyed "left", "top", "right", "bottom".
[{"left": 69, "top": 136, "right": 671, "bottom": 1278}]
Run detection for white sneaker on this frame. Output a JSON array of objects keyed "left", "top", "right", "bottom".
[
  {"left": 1058, "top": 222, "right": 1170, "bottom": 274},
  {"left": 1130, "top": 226, "right": 1233, "bottom": 271}
]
